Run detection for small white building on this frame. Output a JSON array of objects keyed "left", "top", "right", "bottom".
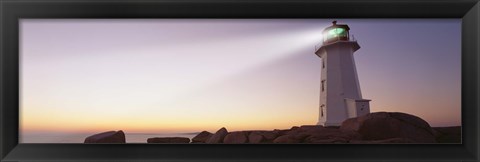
[{"left": 315, "top": 21, "right": 371, "bottom": 126}]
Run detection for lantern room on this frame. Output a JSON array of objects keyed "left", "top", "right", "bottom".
[{"left": 322, "top": 21, "right": 351, "bottom": 43}]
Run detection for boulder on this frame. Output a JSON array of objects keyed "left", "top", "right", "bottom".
[
  {"left": 299, "top": 125, "right": 324, "bottom": 132},
  {"left": 223, "top": 131, "right": 248, "bottom": 144},
  {"left": 290, "top": 126, "right": 300, "bottom": 131},
  {"left": 272, "top": 129, "right": 289, "bottom": 136},
  {"left": 259, "top": 131, "right": 278, "bottom": 142},
  {"left": 248, "top": 132, "right": 265, "bottom": 143},
  {"left": 340, "top": 112, "right": 436, "bottom": 143},
  {"left": 84, "top": 130, "right": 126, "bottom": 143},
  {"left": 302, "top": 128, "right": 362, "bottom": 143},
  {"left": 349, "top": 138, "right": 416, "bottom": 144},
  {"left": 305, "top": 137, "right": 348, "bottom": 144},
  {"left": 273, "top": 134, "right": 302, "bottom": 143},
  {"left": 290, "top": 125, "right": 325, "bottom": 135},
  {"left": 268, "top": 125, "right": 362, "bottom": 144},
  {"left": 147, "top": 137, "right": 190, "bottom": 143},
  {"left": 325, "top": 126, "right": 340, "bottom": 129},
  {"left": 286, "top": 128, "right": 301, "bottom": 136},
  {"left": 287, "top": 125, "right": 328, "bottom": 136},
  {"left": 243, "top": 131, "right": 278, "bottom": 143},
  {"left": 205, "top": 127, "right": 228, "bottom": 144},
  {"left": 191, "top": 131, "right": 213, "bottom": 143},
  {"left": 432, "top": 126, "right": 461, "bottom": 143}
]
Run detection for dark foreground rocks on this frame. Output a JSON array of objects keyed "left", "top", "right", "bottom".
[
  {"left": 205, "top": 127, "right": 229, "bottom": 144},
  {"left": 223, "top": 131, "right": 248, "bottom": 144},
  {"left": 191, "top": 131, "right": 213, "bottom": 143},
  {"left": 432, "top": 126, "right": 461, "bottom": 143},
  {"left": 191, "top": 125, "right": 361, "bottom": 144},
  {"left": 192, "top": 112, "right": 459, "bottom": 144},
  {"left": 83, "top": 112, "right": 460, "bottom": 144},
  {"left": 147, "top": 137, "right": 190, "bottom": 143},
  {"left": 84, "top": 130, "right": 126, "bottom": 143},
  {"left": 248, "top": 131, "right": 267, "bottom": 143},
  {"left": 340, "top": 112, "right": 437, "bottom": 143},
  {"left": 349, "top": 137, "right": 416, "bottom": 144}
]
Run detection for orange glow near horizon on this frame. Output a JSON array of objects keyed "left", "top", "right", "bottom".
[{"left": 20, "top": 19, "right": 461, "bottom": 138}]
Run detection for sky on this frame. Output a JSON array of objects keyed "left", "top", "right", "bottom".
[{"left": 20, "top": 19, "right": 461, "bottom": 136}]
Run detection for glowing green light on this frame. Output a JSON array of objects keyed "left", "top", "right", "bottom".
[
  {"left": 324, "top": 27, "right": 347, "bottom": 42},
  {"left": 328, "top": 28, "right": 345, "bottom": 36}
]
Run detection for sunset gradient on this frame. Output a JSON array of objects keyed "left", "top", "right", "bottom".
[{"left": 20, "top": 19, "right": 461, "bottom": 141}]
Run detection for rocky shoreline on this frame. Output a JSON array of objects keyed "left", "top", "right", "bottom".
[{"left": 84, "top": 112, "right": 461, "bottom": 144}]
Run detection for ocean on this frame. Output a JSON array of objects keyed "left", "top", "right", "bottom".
[{"left": 21, "top": 133, "right": 198, "bottom": 143}]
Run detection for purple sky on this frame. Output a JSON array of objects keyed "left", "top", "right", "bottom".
[{"left": 20, "top": 19, "right": 461, "bottom": 136}]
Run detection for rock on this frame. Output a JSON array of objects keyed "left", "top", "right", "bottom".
[
  {"left": 147, "top": 137, "right": 190, "bottom": 143},
  {"left": 286, "top": 127, "right": 301, "bottom": 136},
  {"left": 325, "top": 126, "right": 340, "bottom": 129},
  {"left": 191, "top": 131, "right": 213, "bottom": 143},
  {"left": 273, "top": 134, "right": 302, "bottom": 143},
  {"left": 305, "top": 137, "right": 348, "bottom": 144},
  {"left": 206, "top": 127, "right": 228, "bottom": 144},
  {"left": 302, "top": 128, "right": 362, "bottom": 143},
  {"left": 292, "top": 125, "right": 327, "bottom": 136},
  {"left": 293, "top": 133, "right": 310, "bottom": 141},
  {"left": 340, "top": 112, "right": 436, "bottom": 143},
  {"left": 242, "top": 131, "right": 252, "bottom": 137},
  {"left": 299, "top": 125, "right": 324, "bottom": 132},
  {"left": 223, "top": 131, "right": 248, "bottom": 144},
  {"left": 259, "top": 131, "right": 278, "bottom": 142},
  {"left": 272, "top": 129, "right": 289, "bottom": 136},
  {"left": 349, "top": 138, "right": 416, "bottom": 144},
  {"left": 290, "top": 126, "right": 300, "bottom": 131},
  {"left": 269, "top": 125, "right": 362, "bottom": 144},
  {"left": 248, "top": 132, "right": 264, "bottom": 143},
  {"left": 432, "top": 126, "right": 461, "bottom": 143},
  {"left": 341, "top": 130, "right": 363, "bottom": 140},
  {"left": 84, "top": 130, "right": 126, "bottom": 143},
  {"left": 244, "top": 131, "right": 277, "bottom": 143}
]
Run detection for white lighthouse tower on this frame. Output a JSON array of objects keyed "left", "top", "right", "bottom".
[{"left": 315, "top": 21, "right": 371, "bottom": 126}]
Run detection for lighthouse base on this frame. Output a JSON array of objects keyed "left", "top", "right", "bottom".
[{"left": 317, "top": 121, "right": 343, "bottom": 127}]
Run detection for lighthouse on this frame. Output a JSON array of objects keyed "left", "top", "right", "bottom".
[{"left": 315, "top": 21, "right": 371, "bottom": 126}]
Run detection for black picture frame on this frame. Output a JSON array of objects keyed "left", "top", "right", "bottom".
[{"left": 1, "top": 0, "right": 479, "bottom": 161}]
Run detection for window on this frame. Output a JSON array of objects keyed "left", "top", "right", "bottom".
[
  {"left": 320, "top": 105, "right": 325, "bottom": 117},
  {"left": 321, "top": 80, "right": 325, "bottom": 92}
]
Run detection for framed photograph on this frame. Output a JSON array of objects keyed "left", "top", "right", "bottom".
[{"left": 1, "top": 0, "right": 479, "bottom": 161}]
